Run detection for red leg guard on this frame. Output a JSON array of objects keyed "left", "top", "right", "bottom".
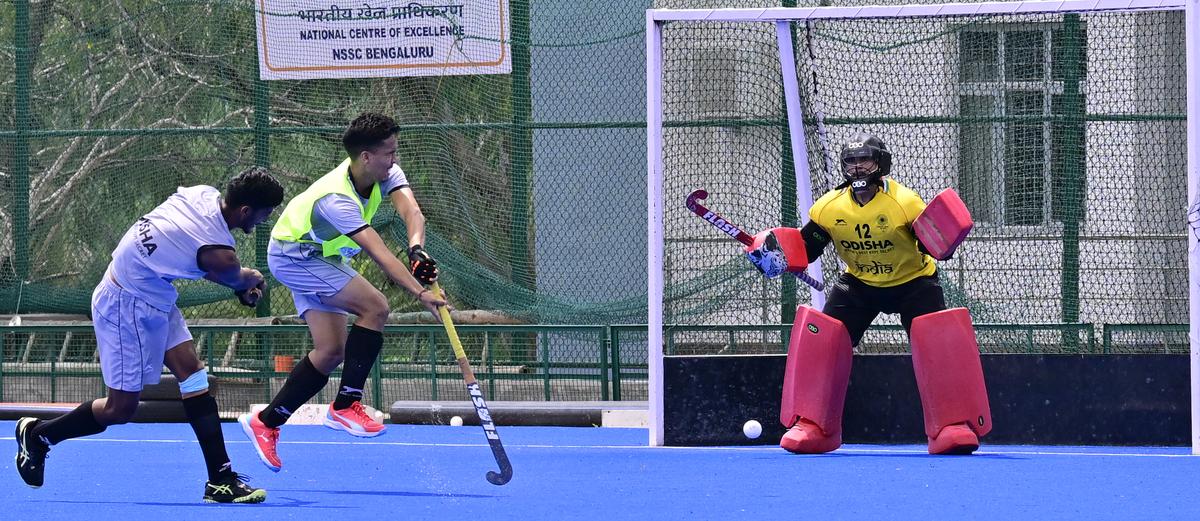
[
  {"left": 779, "top": 306, "right": 853, "bottom": 453},
  {"left": 910, "top": 308, "right": 992, "bottom": 454}
]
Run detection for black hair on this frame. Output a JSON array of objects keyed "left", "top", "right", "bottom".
[
  {"left": 225, "top": 166, "right": 285, "bottom": 210},
  {"left": 342, "top": 112, "right": 400, "bottom": 158}
]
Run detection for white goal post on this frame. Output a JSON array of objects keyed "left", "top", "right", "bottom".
[{"left": 646, "top": 0, "right": 1200, "bottom": 450}]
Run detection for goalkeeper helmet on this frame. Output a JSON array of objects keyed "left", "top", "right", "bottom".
[{"left": 838, "top": 133, "right": 892, "bottom": 194}]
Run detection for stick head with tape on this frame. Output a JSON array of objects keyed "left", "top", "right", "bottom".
[{"left": 685, "top": 189, "right": 709, "bottom": 213}]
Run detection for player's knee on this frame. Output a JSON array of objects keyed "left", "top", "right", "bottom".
[
  {"left": 355, "top": 289, "right": 390, "bottom": 326},
  {"left": 366, "top": 302, "right": 390, "bottom": 324},
  {"left": 178, "top": 367, "right": 209, "bottom": 396}
]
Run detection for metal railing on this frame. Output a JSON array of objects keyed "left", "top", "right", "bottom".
[{"left": 0, "top": 322, "right": 1181, "bottom": 411}]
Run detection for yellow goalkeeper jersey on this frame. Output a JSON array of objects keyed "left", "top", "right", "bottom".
[{"left": 809, "top": 178, "right": 937, "bottom": 287}]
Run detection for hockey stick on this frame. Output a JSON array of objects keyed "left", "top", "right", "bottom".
[
  {"left": 685, "top": 189, "right": 825, "bottom": 292},
  {"left": 431, "top": 282, "right": 513, "bottom": 486}
]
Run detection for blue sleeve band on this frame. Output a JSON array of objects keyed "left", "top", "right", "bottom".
[{"left": 179, "top": 368, "right": 209, "bottom": 394}]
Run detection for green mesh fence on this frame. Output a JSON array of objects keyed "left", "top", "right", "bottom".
[
  {"left": 657, "top": 6, "right": 1188, "bottom": 352},
  {"left": 0, "top": 0, "right": 651, "bottom": 323}
]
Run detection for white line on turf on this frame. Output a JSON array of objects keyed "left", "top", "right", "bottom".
[{"left": 0, "top": 435, "right": 1192, "bottom": 457}]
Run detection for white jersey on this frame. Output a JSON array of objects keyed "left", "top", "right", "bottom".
[{"left": 108, "top": 185, "right": 235, "bottom": 311}]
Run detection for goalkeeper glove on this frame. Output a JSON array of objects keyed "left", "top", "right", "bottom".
[
  {"left": 407, "top": 244, "right": 439, "bottom": 286},
  {"left": 746, "top": 233, "right": 787, "bottom": 279}
]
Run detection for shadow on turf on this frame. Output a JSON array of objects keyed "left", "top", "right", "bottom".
[
  {"left": 756, "top": 452, "right": 1023, "bottom": 460},
  {"left": 30, "top": 498, "right": 335, "bottom": 508},
  {"left": 271, "top": 488, "right": 497, "bottom": 499}
]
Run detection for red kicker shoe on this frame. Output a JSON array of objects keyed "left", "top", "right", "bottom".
[
  {"left": 779, "top": 418, "right": 842, "bottom": 454},
  {"left": 239, "top": 412, "right": 281, "bottom": 472},
  {"left": 324, "top": 401, "right": 386, "bottom": 437},
  {"left": 928, "top": 422, "right": 980, "bottom": 455}
]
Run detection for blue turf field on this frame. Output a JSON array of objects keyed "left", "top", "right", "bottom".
[{"left": 2, "top": 420, "right": 1199, "bottom": 520}]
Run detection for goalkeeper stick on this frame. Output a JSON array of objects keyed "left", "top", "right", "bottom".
[
  {"left": 431, "top": 282, "right": 513, "bottom": 486},
  {"left": 686, "top": 189, "right": 825, "bottom": 291}
]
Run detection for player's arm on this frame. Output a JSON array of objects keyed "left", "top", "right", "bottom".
[
  {"left": 801, "top": 192, "right": 836, "bottom": 263},
  {"left": 348, "top": 225, "right": 445, "bottom": 315},
  {"left": 389, "top": 186, "right": 438, "bottom": 285},
  {"left": 800, "top": 221, "right": 832, "bottom": 264},
  {"left": 198, "top": 246, "right": 265, "bottom": 307},
  {"left": 388, "top": 187, "right": 426, "bottom": 248}
]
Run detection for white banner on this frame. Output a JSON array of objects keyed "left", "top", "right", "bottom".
[{"left": 255, "top": 0, "right": 511, "bottom": 80}]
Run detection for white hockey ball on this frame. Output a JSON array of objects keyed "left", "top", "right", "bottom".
[{"left": 743, "top": 420, "right": 763, "bottom": 439}]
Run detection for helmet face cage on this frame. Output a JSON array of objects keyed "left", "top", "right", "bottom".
[{"left": 839, "top": 134, "right": 892, "bottom": 189}]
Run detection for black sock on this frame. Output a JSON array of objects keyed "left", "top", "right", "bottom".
[
  {"left": 33, "top": 400, "right": 107, "bottom": 446},
  {"left": 332, "top": 325, "right": 383, "bottom": 410},
  {"left": 259, "top": 355, "right": 329, "bottom": 428},
  {"left": 182, "top": 392, "right": 234, "bottom": 482}
]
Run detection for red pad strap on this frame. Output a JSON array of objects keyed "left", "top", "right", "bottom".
[
  {"left": 910, "top": 308, "right": 993, "bottom": 438},
  {"left": 912, "top": 188, "right": 973, "bottom": 260},
  {"left": 779, "top": 306, "right": 853, "bottom": 435}
]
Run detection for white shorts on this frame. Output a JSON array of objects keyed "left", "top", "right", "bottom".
[
  {"left": 91, "top": 278, "right": 192, "bottom": 392},
  {"left": 267, "top": 239, "right": 357, "bottom": 318}
]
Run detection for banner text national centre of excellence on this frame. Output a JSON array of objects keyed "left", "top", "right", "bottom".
[{"left": 255, "top": 1, "right": 511, "bottom": 79}]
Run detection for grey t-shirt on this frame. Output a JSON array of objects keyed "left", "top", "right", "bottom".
[{"left": 309, "top": 164, "right": 409, "bottom": 241}]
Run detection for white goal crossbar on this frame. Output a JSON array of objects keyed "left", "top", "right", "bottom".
[{"left": 646, "top": 0, "right": 1200, "bottom": 451}]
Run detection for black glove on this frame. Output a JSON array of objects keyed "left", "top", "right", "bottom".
[
  {"left": 235, "top": 287, "right": 260, "bottom": 308},
  {"left": 407, "top": 244, "right": 438, "bottom": 286},
  {"left": 232, "top": 278, "right": 264, "bottom": 307}
]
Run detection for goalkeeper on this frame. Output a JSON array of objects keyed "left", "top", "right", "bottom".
[
  {"left": 14, "top": 167, "right": 283, "bottom": 502},
  {"left": 239, "top": 112, "right": 444, "bottom": 472},
  {"left": 746, "top": 133, "right": 992, "bottom": 455}
]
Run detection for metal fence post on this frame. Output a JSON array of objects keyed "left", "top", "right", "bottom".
[
  {"left": 599, "top": 327, "right": 610, "bottom": 401},
  {"left": 13, "top": 0, "right": 32, "bottom": 284},
  {"left": 609, "top": 327, "right": 621, "bottom": 401}
]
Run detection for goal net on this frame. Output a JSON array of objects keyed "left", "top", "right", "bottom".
[{"left": 646, "top": 0, "right": 1198, "bottom": 447}]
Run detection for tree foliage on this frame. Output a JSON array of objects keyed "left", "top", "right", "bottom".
[{"left": 1, "top": 0, "right": 517, "bottom": 316}]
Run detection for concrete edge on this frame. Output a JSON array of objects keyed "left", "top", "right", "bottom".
[
  {"left": 0, "top": 401, "right": 188, "bottom": 422},
  {"left": 0, "top": 401, "right": 651, "bottom": 427},
  {"left": 390, "top": 401, "right": 649, "bottom": 427}
]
